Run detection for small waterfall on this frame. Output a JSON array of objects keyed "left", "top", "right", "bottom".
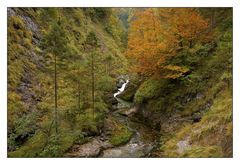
[{"left": 113, "top": 80, "right": 129, "bottom": 98}]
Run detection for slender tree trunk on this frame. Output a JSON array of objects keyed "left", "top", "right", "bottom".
[
  {"left": 78, "top": 81, "right": 81, "bottom": 112},
  {"left": 107, "top": 61, "right": 111, "bottom": 76},
  {"left": 211, "top": 9, "right": 216, "bottom": 30},
  {"left": 54, "top": 53, "right": 58, "bottom": 134},
  {"left": 105, "top": 63, "right": 108, "bottom": 75},
  {"left": 91, "top": 52, "right": 95, "bottom": 119},
  {"left": 189, "top": 40, "right": 193, "bottom": 48}
]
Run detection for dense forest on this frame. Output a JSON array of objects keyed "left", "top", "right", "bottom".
[{"left": 7, "top": 7, "right": 232, "bottom": 157}]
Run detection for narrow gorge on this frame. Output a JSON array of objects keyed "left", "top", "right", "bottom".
[{"left": 7, "top": 7, "right": 232, "bottom": 158}]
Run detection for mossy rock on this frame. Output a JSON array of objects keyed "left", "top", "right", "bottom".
[
  {"left": 104, "top": 116, "right": 133, "bottom": 146},
  {"left": 109, "top": 127, "right": 133, "bottom": 146},
  {"left": 117, "top": 82, "right": 137, "bottom": 101}
]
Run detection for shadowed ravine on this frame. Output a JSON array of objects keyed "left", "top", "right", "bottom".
[
  {"left": 100, "top": 113, "right": 157, "bottom": 157},
  {"left": 64, "top": 78, "right": 158, "bottom": 158},
  {"left": 100, "top": 78, "right": 158, "bottom": 157}
]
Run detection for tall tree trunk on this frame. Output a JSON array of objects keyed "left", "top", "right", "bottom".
[
  {"left": 91, "top": 52, "right": 95, "bottom": 119},
  {"left": 54, "top": 53, "right": 58, "bottom": 134},
  {"left": 105, "top": 63, "right": 108, "bottom": 75},
  {"left": 108, "top": 60, "right": 111, "bottom": 76},
  {"left": 78, "top": 81, "right": 81, "bottom": 112},
  {"left": 211, "top": 9, "right": 216, "bottom": 30}
]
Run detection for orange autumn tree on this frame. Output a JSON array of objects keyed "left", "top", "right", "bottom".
[
  {"left": 160, "top": 8, "right": 212, "bottom": 48},
  {"left": 126, "top": 8, "right": 212, "bottom": 79}
]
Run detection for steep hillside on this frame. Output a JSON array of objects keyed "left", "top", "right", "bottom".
[
  {"left": 125, "top": 8, "right": 232, "bottom": 157},
  {"left": 8, "top": 8, "right": 128, "bottom": 157}
]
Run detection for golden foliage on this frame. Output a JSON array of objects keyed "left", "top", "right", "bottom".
[{"left": 126, "top": 8, "right": 212, "bottom": 78}]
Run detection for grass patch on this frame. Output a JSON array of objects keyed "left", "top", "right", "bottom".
[
  {"left": 182, "top": 146, "right": 223, "bottom": 158},
  {"left": 159, "top": 86, "right": 232, "bottom": 157}
]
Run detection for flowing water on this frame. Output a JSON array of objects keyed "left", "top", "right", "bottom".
[
  {"left": 100, "top": 114, "right": 157, "bottom": 157},
  {"left": 114, "top": 79, "right": 129, "bottom": 98},
  {"left": 66, "top": 78, "right": 158, "bottom": 158},
  {"left": 99, "top": 78, "right": 157, "bottom": 157}
]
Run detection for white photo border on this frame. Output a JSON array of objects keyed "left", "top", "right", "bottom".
[{"left": 0, "top": 0, "right": 238, "bottom": 164}]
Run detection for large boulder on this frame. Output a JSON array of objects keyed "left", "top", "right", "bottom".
[{"left": 117, "top": 82, "right": 137, "bottom": 101}]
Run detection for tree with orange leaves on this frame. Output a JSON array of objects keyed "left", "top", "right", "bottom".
[
  {"left": 126, "top": 8, "right": 212, "bottom": 79},
  {"left": 159, "top": 8, "right": 212, "bottom": 48}
]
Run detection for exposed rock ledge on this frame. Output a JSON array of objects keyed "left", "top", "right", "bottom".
[{"left": 64, "top": 137, "right": 113, "bottom": 157}]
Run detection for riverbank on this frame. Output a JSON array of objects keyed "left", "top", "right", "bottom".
[{"left": 64, "top": 77, "right": 159, "bottom": 158}]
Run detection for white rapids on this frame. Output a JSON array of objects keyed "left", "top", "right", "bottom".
[{"left": 113, "top": 80, "right": 129, "bottom": 98}]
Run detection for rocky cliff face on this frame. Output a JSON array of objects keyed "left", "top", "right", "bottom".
[
  {"left": 132, "top": 78, "right": 232, "bottom": 157},
  {"left": 8, "top": 8, "right": 44, "bottom": 150},
  {"left": 131, "top": 58, "right": 232, "bottom": 157}
]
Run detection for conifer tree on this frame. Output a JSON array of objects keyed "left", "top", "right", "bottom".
[
  {"left": 84, "top": 32, "right": 99, "bottom": 119},
  {"left": 41, "top": 18, "right": 68, "bottom": 134}
]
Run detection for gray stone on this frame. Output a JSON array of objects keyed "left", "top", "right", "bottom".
[
  {"left": 64, "top": 137, "right": 113, "bottom": 157},
  {"left": 177, "top": 138, "right": 191, "bottom": 154}
]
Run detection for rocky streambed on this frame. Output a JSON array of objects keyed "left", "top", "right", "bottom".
[
  {"left": 65, "top": 77, "right": 159, "bottom": 158},
  {"left": 100, "top": 111, "right": 158, "bottom": 157},
  {"left": 65, "top": 108, "right": 158, "bottom": 158}
]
